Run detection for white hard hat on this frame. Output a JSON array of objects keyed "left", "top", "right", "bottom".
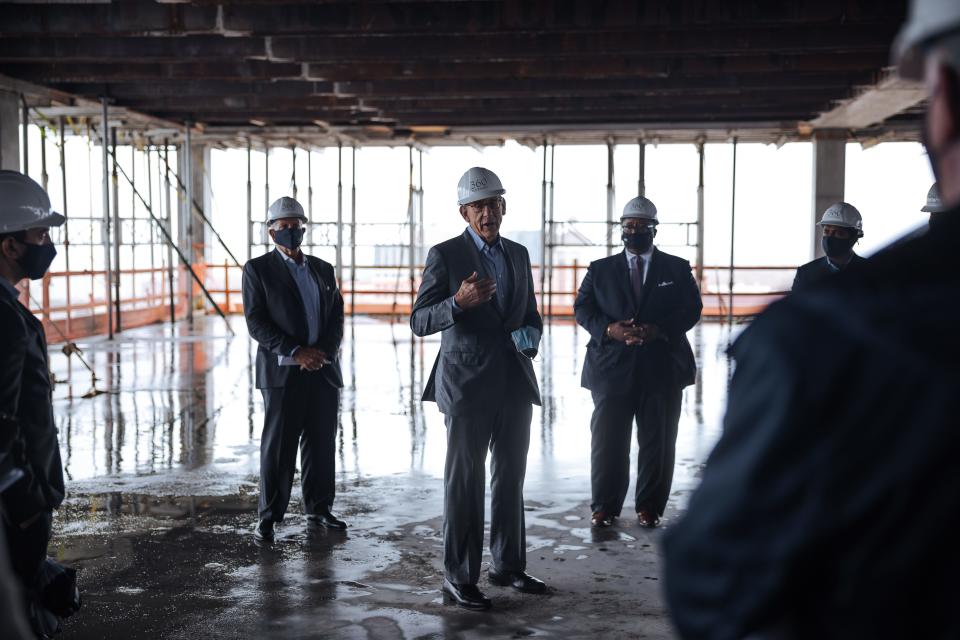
[
  {"left": 893, "top": 0, "right": 960, "bottom": 80},
  {"left": 921, "top": 183, "right": 945, "bottom": 212},
  {"left": 0, "top": 170, "right": 65, "bottom": 234},
  {"left": 457, "top": 167, "right": 505, "bottom": 205},
  {"left": 267, "top": 196, "right": 307, "bottom": 223},
  {"left": 621, "top": 196, "right": 658, "bottom": 223},
  {"left": 818, "top": 202, "right": 864, "bottom": 236}
]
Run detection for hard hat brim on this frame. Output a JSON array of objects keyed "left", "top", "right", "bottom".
[
  {"left": 920, "top": 204, "right": 943, "bottom": 212},
  {"left": 267, "top": 213, "right": 308, "bottom": 223},
  {"left": 458, "top": 188, "right": 505, "bottom": 206}
]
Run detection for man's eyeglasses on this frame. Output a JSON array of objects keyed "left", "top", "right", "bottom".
[{"left": 466, "top": 198, "right": 504, "bottom": 213}]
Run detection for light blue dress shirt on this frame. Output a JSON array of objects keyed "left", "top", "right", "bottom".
[
  {"left": 276, "top": 249, "right": 323, "bottom": 366},
  {"left": 465, "top": 225, "right": 511, "bottom": 310}
]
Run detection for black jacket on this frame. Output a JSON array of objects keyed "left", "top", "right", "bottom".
[
  {"left": 792, "top": 253, "right": 866, "bottom": 292},
  {"left": 574, "top": 248, "right": 702, "bottom": 395},
  {"left": 663, "top": 212, "right": 960, "bottom": 640},
  {"left": 410, "top": 230, "right": 542, "bottom": 416},
  {"left": 0, "top": 282, "right": 64, "bottom": 525},
  {"left": 241, "top": 250, "right": 344, "bottom": 390}
]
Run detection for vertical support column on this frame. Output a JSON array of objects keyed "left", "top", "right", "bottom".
[
  {"left": 336, "top": 142, "right": 343, "bottom": 284},
  {"left": 637, "top": 140, "right": 646, "bottom": 197},
  {"left": 695, "top": 141, "right": 705, "bottom": 289},
  {"left": 21, "top": 96, "right": 29, "bottom": 174},
  {"left": 290, "top": 143, "right": 297, "bottom": 200},
  {"left": 59, "top": 117, "right": 71, "bottom": 337},
  {"left": 307, "top": 146, "right": 313, "bottom": 251},
  {"left": 111, "top": 127, "right": 121, "bottom": 332},
  {"left": 246, "top": 138, "right": 252, "bottom": 262},
  {"left": 0, "top": 90, "right": 19, "bottom": 170},
  {"left": 350, "top": 145, "right": 357, "bottom": 316},
  {"left": 40, "top": 125, "right": 48, "bottom": 192},
  {"left": 539, "top": 139, "right": 547, "bottom": 305},
  {"left": 408, "top": 145, "right": 416, "bottom": 312},
  {"left": 811, "top": 130, "right": 846, "bottom": 259},
  {"left": 146, "top": 142, "right": 156, "bottom": 300},
  {"left": 100, "top": 98, "right": 113, "bottom": 339},
  {"left": 547, "top": 144, "right": 555, "bottom": 318},
  {"left": 606, "top": 139, "right": 615, "bottom": 256},
  {"left": 728, "top": 137, "right": 738, "bottom": 328},
  {"left": 163, "top": 140, "right": 175, "bottom": 324},
  {"left": 184, "top": 122, "right": 194, "bottom": 325}
]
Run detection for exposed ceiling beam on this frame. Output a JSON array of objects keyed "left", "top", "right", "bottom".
[{"left": 810, "top": 69, "right": 927, "bottom": 129}]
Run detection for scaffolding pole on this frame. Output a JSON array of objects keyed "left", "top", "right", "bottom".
[
  {"left": 184, "top": 122, "right": 194, "bottom": 325},
  {"left": 290, "top": 143, "right": 297, "bottom": 200},
  {"left": 547, "top": 144, "right": 555, "bottom": 318},
  {"left": 21, "top": 96, "right": 28, "bottom": 174},
  {"left": 606, "top": 139, "right": 615, "bottom": 256},
  {"left": 100, "top": 98, "right": 113, "bottom": 339},
  {"left": 638, "top": 140, "right": 646, "bottom": 197},
  {"left": 307, "top": 146, "right": 314, "bottom": 234},
  {"left": 728, "top": 137, "right": 738, "bottom": 328},
  {"left": 59, "top": 117, "right": 71, "bottom": 337},
  {"left": 336, "top": 142, "right": 343, "bottom": 284},
  {"left": 111, "top": 127, "right": 121, "bottom": 332},
  {"left": 263, "top": 144, "right": 270, "bottom": 254},
  {"left": 695, "top": 141, "right": 705, "bottom": 289},
  {"left": 39, "top": 125, "right": 48, "bottom": 192},
  {"left": 163, "top": 141, "right": 175, "bottom": 324},
  {"left": 246, "top": 138, "right": 252, "bottom": 262},
  {"left": 408, "top": 145, "right": 416, "bottom": 312},
  {"left": 350, "top": 145, "right": 357, "bottom": 316},
  {"left": 540, "top": 139, "right": 547, "bottom": 308}
]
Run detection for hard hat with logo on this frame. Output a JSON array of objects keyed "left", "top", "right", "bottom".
[
  {"left": 893, "top": 0, "right": 960, "bottom": 80},
  {"left": 0, "top": 170, "right": 65, "bottom": 234},
  {"left": 921, "top": 183, "right": 945, "bottom": 213},
  {"left": 267, "top": 196, "right": 307, "bottom": 223},
  {"left": 818, "top": 202, "right": 864, "bottom": 236},
  {"left": 621, "top": 196, "right": 658, "bottom": 224},
  {"left": 457, "top": 167, "right": 506, "bottom": 206}
]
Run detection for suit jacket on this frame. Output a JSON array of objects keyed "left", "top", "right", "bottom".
[
  {"left": 575, "top": 248, "right": 702, "bottom": 395},
  {"left": 410, "top": 230, "right": 542, "bottom": 416},
  {"left": 663, "top": 211, "right": 960, "bottom": 640},
  {"left": 792, "top": 253, "right": 866, "bottom": 292},
  {"left": 0, "top": 283, "right": 65, "bottom": 524},
  {"left": 242, "top": 250, "right": 344, "bottom": 390}
]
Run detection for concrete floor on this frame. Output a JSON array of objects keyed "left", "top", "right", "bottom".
[{"left": 47, "top": 316, "right": 734, "bottom": 639}]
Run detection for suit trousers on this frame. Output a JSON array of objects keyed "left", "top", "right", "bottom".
[
  {"left": 443, "top": 401, "right": 532, "bottom": 585},
  {"left": 259, "top": 373, "right": 339, "bottom": 522},
  {"left": 590, "top": 386, "right": 683, "bottom": 517}
]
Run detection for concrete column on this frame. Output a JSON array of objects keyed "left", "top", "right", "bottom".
[
  {"left": 811, "top": 130, "right": 846, "bottom": 259},
  {"left": 0, "top": 90, "right": 19, "bottom": 171}
]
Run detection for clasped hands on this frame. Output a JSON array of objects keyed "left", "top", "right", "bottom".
[
  {"left": 607, "top": 320, "right": 662, "bottom": 346},
  {"left": 294, "top": 346, "right": 329, "bottom": 371}
]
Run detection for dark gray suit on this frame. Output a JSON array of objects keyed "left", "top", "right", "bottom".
[
  {"left": 575, "top": 248, "right": 702, "bottom": 518},
  {"left": 242, "top": 250, "right": 344, "bottom": 523},
  {"left": 411, "top": 229, "right": 542, "bottom": 585}
]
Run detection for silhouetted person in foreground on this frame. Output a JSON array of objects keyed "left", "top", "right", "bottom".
[{"left": 663, "top": 2, "right": 960, "bottom": 638}]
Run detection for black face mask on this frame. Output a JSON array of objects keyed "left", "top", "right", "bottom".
[
  {"left": 623, "top": 230, "right": 654, "bottom": 253},
  {"left": 273, "top": 227, "right": 305, "bottom": 250},
  {"left": 17, "top": 242, "right": 57, "bottom": 280},
  {"left": 821, "top": 235, "right": 857, "bottom": 259}
]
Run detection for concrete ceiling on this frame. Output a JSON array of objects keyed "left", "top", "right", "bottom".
[{"left": 0, "top": 0, "right": 921, "bottom": 145}]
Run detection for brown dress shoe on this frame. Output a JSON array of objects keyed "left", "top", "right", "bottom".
[
  {"left": 591, "top": 511, "right": 615, "bottom": 527},
  {"left": 637, "top": 510, "right": 660, "bottom": 528}
]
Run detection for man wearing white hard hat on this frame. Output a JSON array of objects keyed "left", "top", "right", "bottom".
[
  {"left": 792, "top": 201, "right": 866, "bottom": 291},
  {"left": 0, "top": 170, "right": 68, "bottom": 636},
  {"left": 242, "top": 196, "right": 346, "bottom": 543},
  {"left": 664, "top": 2, "right": 960, "bottom": 637},
  {"left": 574, "top": 196, "right": 701, "bottom": 530},
  {"left": 411, "top": 167, "right": 545, "bottom": 610}
]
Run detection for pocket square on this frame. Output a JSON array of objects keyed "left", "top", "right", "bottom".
[{"left": 657, "top": 281, "right": 674, "bottom": 287}]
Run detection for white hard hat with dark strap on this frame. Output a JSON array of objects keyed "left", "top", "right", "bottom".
[
  {"left": 0, "top": 170, "right": 65, "bottom": 234},
  {"left": 893, "top": 0, "right": 960, "bottom": 80},
  {"left": 621, "top": 196, "right": 658, "bottom": 224},
  {"left": 818, "top": 202, "right": 864, "bottom": 236},
  {"left": 457, "top": 167, "right": 506, "bottom": 206}
]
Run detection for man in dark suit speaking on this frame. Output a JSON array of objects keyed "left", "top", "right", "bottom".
[
  {"left": 411, "top": 167, "right": 546, "bottom": 610},
  {"left": 575, "top": 196, "right": 702, "bottom": 529},
  {"left": 242, "top": 197, "right": 346, "bottom": 543}
]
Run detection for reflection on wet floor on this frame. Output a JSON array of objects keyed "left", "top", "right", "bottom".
[{"left": 49, "top": 316, "right": 738, "bottom": 638}]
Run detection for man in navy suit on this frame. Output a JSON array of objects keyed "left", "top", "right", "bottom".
[
  {"left": 242, "top": 197, "right": 346, "bottom": 542},
  {"left": 575, "top": 196, "right": 702, "bottom": 529}
]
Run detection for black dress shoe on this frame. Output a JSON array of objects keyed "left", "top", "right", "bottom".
[
  {"left": 307, "top": 509, "right": 347, "bottom": 530},
  {"left": 591, "top": 511, "right": 615, "bottom": 528},
  {"left": 488, "top": 569, "right": 548, "bottom": 594},
  {"left": 637, "top": 510, "right": 660, "bottom": 528},
  {"left": 254, "top": 519, "right": 274, "bottom": 542},
  {"left": 441, "top": 579, "right": 492, "bottom": 611}
]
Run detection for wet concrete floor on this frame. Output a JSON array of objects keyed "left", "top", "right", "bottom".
[{"left": 47, "top": 316, "right": 735, "bottom": 639}]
